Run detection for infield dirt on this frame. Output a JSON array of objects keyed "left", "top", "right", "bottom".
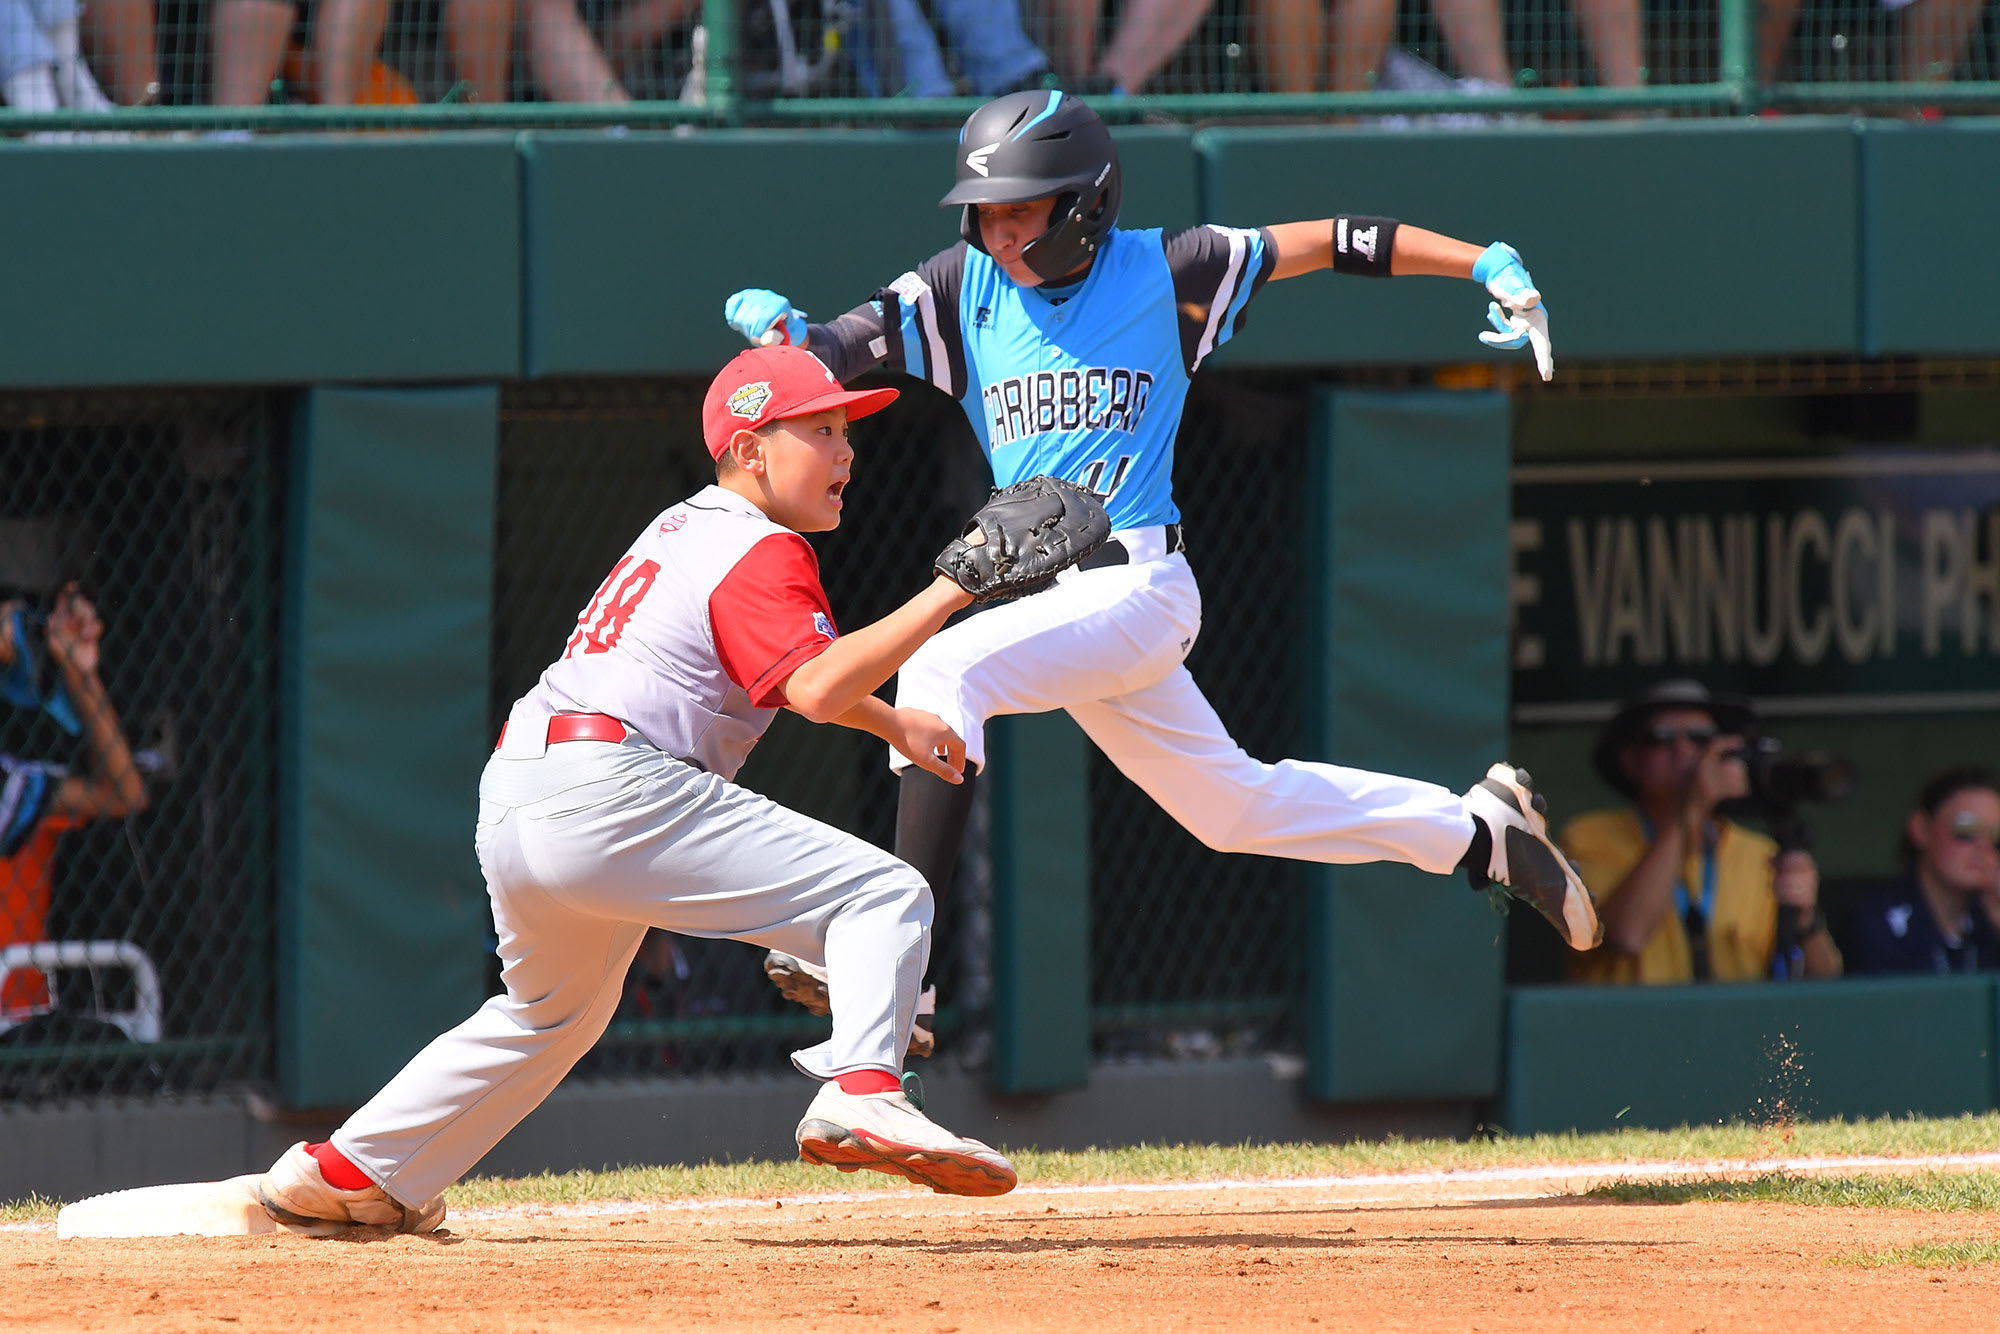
[{"left": 9, "top": 1169, "right": 2000, "bottom": 1332}]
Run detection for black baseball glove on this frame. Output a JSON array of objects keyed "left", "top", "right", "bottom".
[{"left": 935, "top": 476, "right": 1114, "bottom": 603}]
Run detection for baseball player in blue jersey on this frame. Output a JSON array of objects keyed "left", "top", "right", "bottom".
[{"left": 726, "top": 90, "right": 1595, "bottom": 1049}]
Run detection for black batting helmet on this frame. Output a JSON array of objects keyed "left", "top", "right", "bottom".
[{"left": 939, "top": 90, "right": 1121, "bottom": 283}]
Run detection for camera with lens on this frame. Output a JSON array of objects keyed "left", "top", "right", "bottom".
[{"left": 1729, "top": 732, "right": 1858, "bottom": 853}]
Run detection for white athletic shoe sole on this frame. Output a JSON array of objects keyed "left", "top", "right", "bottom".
[
  {"left": 763, "top": 952, "right": 937, "bottom": 1058},
  {"left": 1464, "top": 763, "right": 1603, "bottom": 951},
  {"left": 795, "top": 1084, "right": 1016, "bottom": 1197},
  {"left": 256, "top": 1142, "right": 447, "bottom": 1235}
]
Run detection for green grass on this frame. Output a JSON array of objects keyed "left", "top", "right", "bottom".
[
  {"left": 1591, "top": 1171, "right": 2000, "bottom": 1212},
  {"left": 0, "top": 1194, "right": 58, "bottom": 1225},
  {"left": 9, "top": 1111, "right": 2000, "bottom": 1223},
  {"left": 443, "top": 1115, "right": 2000, "bottom": 1211},
  {"left": 1837, "top": 1240, "right": 2000, "bottom": 1269}
]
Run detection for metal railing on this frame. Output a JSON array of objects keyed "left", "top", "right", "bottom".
[{"left": 1, "top": 0, "right": 1994, "bottom": 135}]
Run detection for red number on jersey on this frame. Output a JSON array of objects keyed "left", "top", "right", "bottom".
[{"left": 564, "top": 557, "right": 662, "bottom": 657}]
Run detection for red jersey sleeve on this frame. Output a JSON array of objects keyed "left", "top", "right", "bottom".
[{"left": 709, "top": 533, "right": 839, "bottom": 708}]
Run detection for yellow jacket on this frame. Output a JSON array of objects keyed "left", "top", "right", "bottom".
[{"left": 1560, "top": 808, "right": 1781, "bottom": 985}]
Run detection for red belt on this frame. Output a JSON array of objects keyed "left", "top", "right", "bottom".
[{"left": 495, "top": 713, "right": 630, "bottom": 750}]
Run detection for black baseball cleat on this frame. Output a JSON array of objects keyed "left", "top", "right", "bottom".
[
  {"left": 762, "top": 951, "right": 937, "bottom": 1059},
  {"left": 1461, "top": 763, "right": 1603, "bottom": 951}
]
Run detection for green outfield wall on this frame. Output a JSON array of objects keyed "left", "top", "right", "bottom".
[
  {"left": 1504, "top": 976, "right": 2000, "bottom": 1134},
  {"left": 5, "top": 119, "right": 2000, "bottom": 390}
]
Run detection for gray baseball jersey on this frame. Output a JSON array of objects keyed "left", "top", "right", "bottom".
[{"left": 511, "top": 485, "right": 838, "bottom": 779}]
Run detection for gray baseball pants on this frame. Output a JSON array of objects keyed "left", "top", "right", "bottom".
[{"left": 332, "top": 735, "right": 931, "bottom": 1208}]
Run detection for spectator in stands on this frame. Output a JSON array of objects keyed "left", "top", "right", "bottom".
[
  {"left": 1561, "top": 679, "right": 1841, "bottom": 985},
  {"left": 0, "top": 585, "right": 149, "bottom": 1020},
  {"left": 866, "top": 0, "right": 1050, "bottom": 98},
  {"left": 0, "top": 0, "right": 114, "bottom": 109},
  {"left": 1036, "top": 0, "right": 1212, "bottom": 95},
  {"left": 83, "top": 0, "right": 156, "bottom": 102},
  {"left": 1838, "top": 768, "right": 2000, "bottom": 975},
  {"left": 213, "top": 0, "right": 625, "bottom": 106},
  {"left": 1758, "top": 0, "right": 1994, "bottom": 85},
  {"left": 1251, "top": 0, "right": 1512, "bottom": 96},
  {"left": 1248, "top": 0, "right": 1640, "bottom": 95}
]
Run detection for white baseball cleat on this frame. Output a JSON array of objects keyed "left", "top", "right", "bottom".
[
  {"left": 795, "top": 1082, "right": 1017, "bottom": 1197},
  {"left": 256, "top": 1142, "right": 446, "bottom": 1235},
  {"left": 763, "top": 951, "right": 937, "bottom": 1058},
  {"left": 1462, "top": 762, "right": 1603, "bottom": 951}
]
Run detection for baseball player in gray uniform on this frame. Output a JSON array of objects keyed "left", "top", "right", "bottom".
[{"left": 254, "top": 344, "right": 1026, "bottom": 1233}]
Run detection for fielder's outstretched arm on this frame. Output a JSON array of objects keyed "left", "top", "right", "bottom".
[
  {"left": 817, "top": 694, "right": 967, "bottom": 784},
  {"left": 779, "top": 576, "right": 972, "bottom": 726}
]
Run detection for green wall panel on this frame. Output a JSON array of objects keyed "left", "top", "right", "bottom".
[
  {"left": 1196, "top": 120, "right": 1860, "bottom": 366},
  {"left": 280, "top": 386, "right": 498, "bottom": 1107},
  {"left": 1504, "top": 977, "right": 1999, "bottom": 1134},
  {"left": 1860, "top": 121, "right": 2000, "bottom": 355},
  {"left": 989, "top": 711, "right": 1092, "bottom": 1094},
  {"left": 1306, "top": 389, "right": 1512, "bottom": 1101},
  {"left": 0, "top": 137, "right": 520, "bottom": 388},
  {"left": 519, "top": 126, "right": 1196, "bottom": 377}
]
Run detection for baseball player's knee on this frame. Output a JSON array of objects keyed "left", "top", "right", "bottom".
[
  {"left": 1163, "top": 772, "right": 1265, "bottom": 853},
  {"left": 834, "top": 863, "right": 932, "bottom": 933},
  {"left": 1181, "top": 809, "right": 1245, "bottom": 853},
  {"left": 890, "top": 868, "right": 936, "bottom": 931}
]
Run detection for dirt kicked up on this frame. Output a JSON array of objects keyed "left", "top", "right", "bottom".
[{"left": 9, "top": 1161, "right": 2000, "bottom": 1333}]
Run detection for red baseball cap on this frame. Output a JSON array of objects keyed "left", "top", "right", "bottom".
[{"left": 701, "top": 344, "right": 900, "bottom": 460}]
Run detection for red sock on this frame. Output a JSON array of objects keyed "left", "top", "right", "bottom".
[
  {"left": 307, "top": 1141, "right": 374, "bottom": 1191},
  {"left": 833, "top": 1070, "right": 900, "bottom": 1096}
]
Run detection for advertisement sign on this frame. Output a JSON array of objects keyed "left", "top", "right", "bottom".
[{"left": 1510, "top": 451, "right": 2000, "bottom": 721}]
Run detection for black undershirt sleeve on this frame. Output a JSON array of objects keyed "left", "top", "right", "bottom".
[{"left": 804, "top": 301, "right": 891, "bottom": 385}]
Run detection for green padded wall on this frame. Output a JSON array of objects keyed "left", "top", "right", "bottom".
[
  {"left": 1860, "top": 121, "right": 2000, "bottom": 355},
  {"left": 1306, "top": 389, "right": 1512, "bottom": 1101},
  {"left": 0, "top": 137, "right": 521, "bottom": 388},
  {"left": 1505, "top": 977, "right": 2000, "bottom": 1134},
  {"left": 279, "top": 386, "right": 499, "bottom": 1107},
  {"left": 519, "top": 126, "right": 1198, "bottom": 377},
  {"left": 988, "top": 711, "right": 1092, "bottom": 1094},
  {"left": 1195, "top": 120, "right": 1860, "bottom": 366}
]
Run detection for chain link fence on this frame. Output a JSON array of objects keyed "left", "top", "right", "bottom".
[
  {"left": 497, "top": 370, "right": 1316, "bottom": 1081},
  {"left": 2, "top": 0, "right": 1994, "bottom": 133},
  {"left": 0, "top": 390, "right": 281, "bottom": 1105}
]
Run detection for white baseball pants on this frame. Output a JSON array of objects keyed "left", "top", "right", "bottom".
[
  {"left": 332, "top": 735, "right": 930, "bottom": 1208},
  {"left": 892, "top": 545, "right": 1475, "bottom": 875}
]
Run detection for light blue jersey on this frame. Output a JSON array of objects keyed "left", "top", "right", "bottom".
[{"left": 811, "top": 225, "right": 1276, "bottom": 532}]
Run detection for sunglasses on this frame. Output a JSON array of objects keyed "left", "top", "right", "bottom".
[
  {"left": 1947, "top": 810, "right": 2000, "bottom": 849},
  {"left": 1643, "top": 724, "right": 1718, "bottom": 748}
]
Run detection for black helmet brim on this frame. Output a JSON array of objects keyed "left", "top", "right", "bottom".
[{"left": 939, "top": 173, "right": 1086, "bottom": 209}]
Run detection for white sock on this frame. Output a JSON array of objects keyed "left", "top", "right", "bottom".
[
  {"left": 3, "top": 65, "right": 62, "bottom": 112},
  {"left": 42, "top": 18, "right": 114, "bottom": 110}
]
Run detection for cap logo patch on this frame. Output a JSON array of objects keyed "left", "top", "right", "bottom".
[
  {"left": 966, "top": 142, "right": 999, "bottom": 177},
  {"left": 727, "top": 381, "right": 773, "bottom": 420}
]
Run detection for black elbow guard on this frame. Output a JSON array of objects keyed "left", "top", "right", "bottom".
[{"left": 1331, "top": 216, "right": 1399, "bottom": 277}]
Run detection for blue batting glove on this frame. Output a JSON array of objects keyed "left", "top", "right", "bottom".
[
  {"left": 1472, "top": 242, "right": 1540, "bottom": 313},
  {"left": 1470, "top": 243, "right": 1553, "bottom": 381},
  {"left": 724, "top": 288, "right": 808, "bottom": 347}
]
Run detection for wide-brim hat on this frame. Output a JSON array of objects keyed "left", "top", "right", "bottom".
[{"left": 1590, "top": 679, "right": 1758, "bottom": 798}]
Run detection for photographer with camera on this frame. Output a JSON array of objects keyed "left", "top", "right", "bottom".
[
  {"left": 1561, "top": 680, "right": 1842, "bottom": 985},
  {"left": 0, "top": 582, "right": 150, "bottom": 1020},
  {"left": 1838, "top": 768, "right": 2000, "bottom": 976}
]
